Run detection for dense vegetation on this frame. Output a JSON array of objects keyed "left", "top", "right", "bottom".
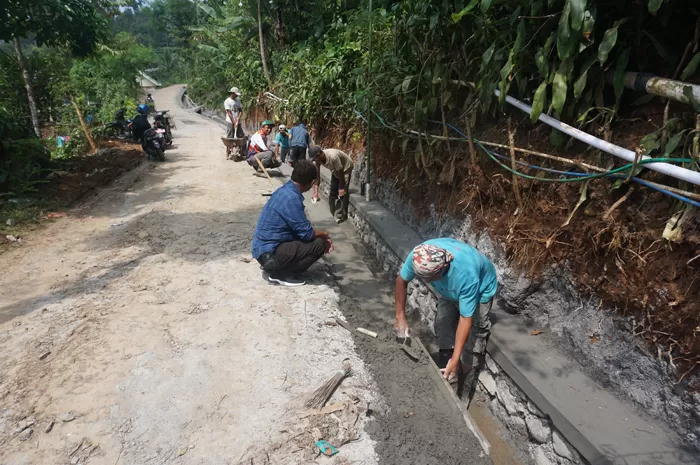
[{"left": 1, "top": 0, "right": 151, "bottom": 195}]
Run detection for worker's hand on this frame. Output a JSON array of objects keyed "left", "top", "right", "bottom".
[
  {"left": 324, "top": 237, "right": 334, "bottom": 253},
  {"left": 338, "top": 188, "right": 346, "bottom": 198},
  {"left": 441, "top": 357, "right": 459, "bottom": 382},
  {"left": 394, "top": 317, "right": 409, "bottom": 339}
]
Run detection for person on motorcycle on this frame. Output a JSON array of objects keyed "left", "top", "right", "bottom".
[
  {"left": 145, "top": 93, "right": 155, "bottom": 113},
  {"left": 247, "top": 120, "right": 281, "bottom": 171},
  {"left": 132, "top": 104, "right": 151, "bottom": 142},
  {"left": 115, "top": 101, "right": 127, "bottom": 130}
]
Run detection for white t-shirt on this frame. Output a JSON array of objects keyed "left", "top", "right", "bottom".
[
  {"left": 249, "top": 131, "right": 269, "bottom": 152},
  {"left": 224, "top": 97, "right": 242, "bottom": 123}
]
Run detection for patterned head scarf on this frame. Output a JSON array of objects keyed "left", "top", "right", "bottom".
[{"left": 412, "top": 244, "right": 453, "bottom": 279}]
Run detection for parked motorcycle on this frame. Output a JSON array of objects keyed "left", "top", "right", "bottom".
[
  {"left": 141, "top": 128, "right": 166, "bottom": 161},
  {"left": 153, "top": 110, "right": 173, "bottom": 146},
  {"left": 105, "top": 119, "right": 132, "bottom": 140},
  {"left": 128, "top": 119, "right": 166, "bottom": 162}
]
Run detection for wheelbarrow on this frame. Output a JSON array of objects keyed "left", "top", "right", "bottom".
[{"left": 221, "top": 136, "right": 248, "bottom": 161}]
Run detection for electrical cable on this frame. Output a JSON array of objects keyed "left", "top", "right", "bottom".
[{"left": 353, "top": 109, "right": 700, "bottom": 207}]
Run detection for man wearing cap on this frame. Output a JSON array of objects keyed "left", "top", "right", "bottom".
[
  {"left": 224, "top": 87, "right": 244, "bottom": 140},
  {"left": 275, "top": 125, "right": 291, "bottom": 163},
  {"left": 308, "top": 146, "right": 354, "bottom": 223},
  {"left": 394, "top": 238, "right": 497, "bottom": 382},
  {"left": 247, "top": 120, "right": 281, "bottom": 170}
]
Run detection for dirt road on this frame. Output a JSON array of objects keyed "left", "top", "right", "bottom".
[{"left": 0, "top": 86, "right": 379, "bottom": 464}]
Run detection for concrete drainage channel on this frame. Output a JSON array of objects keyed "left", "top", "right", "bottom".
[{"left": 178, "top": 88, "right": 694, "bottom": 465}]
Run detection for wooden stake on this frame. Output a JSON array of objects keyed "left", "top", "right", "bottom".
[
  {"left": 71, "top": 97, "right": 96, "bottom": 153},
  {"left": 507, "top": 118, "right": 523, "bottom": 210},
  {"left": 466, "top": 119, "right": 477, "bottom": 167}
]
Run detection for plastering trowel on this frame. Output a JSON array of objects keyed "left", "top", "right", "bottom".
[{"left": 397, "top": 329, "right": 421, "bottom": 361}]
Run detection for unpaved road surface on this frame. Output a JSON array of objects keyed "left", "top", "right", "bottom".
[{"left": 0, "top": 86, "right": 379, "bottom": 465}]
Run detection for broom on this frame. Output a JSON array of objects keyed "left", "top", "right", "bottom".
[{"left": 305, "top": 363, "right": 353, "bottom": 409}]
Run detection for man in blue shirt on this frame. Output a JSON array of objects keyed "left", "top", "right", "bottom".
[
  {"left": 252, "top": 160, "right": 332, "bottom": 286},
  {"left": 395, "top": 238, "right": 498, "bottom": 381},
  {"left": 288, "top": 121, "right": 311, "bottom": 167}
]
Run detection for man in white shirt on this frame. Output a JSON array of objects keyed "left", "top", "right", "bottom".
[{"left": 224, "top": 87, "right": 243, "bottom": 139}]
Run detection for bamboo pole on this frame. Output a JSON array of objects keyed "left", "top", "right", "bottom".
[
  {"left": 71, "top": 97, "right": 96, "bottom": 153},
  {"left": 466, "top": 119, "right": 477, "bottom": 166},
  {"left": 508, "top": 118, "right": 523, "bottom": 210}
]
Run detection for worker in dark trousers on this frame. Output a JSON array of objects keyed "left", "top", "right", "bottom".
[
  {"left": 308, "top": 146, "right": 354, "bottom": 224},
  {"left": 287, "top": 120, "right": 311, "bottom": 166},
  {"left": 394, "top": 239, "right": 498, "bottom": 383},
  {"left": 252, "top": 160, "right": 333, "bottom": 287}
]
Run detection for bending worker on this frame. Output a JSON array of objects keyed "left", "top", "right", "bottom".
[
  {"left": 308, "top": 146, "right": 354, "bottom": 223},
  {"left": 395, "top": 238, "right": 498, "bottom": 381}
]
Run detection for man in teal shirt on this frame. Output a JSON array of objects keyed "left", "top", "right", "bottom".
[
  {"left": 275, "top": 125, "right": 290, "bottom": 163},
  {"left": 395, "top": 238, "right": 497, "bottom": 382}
]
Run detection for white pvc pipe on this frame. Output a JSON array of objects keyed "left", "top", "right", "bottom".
[{"left": 495, "top": 89, "right": 700, "bottom": 187}]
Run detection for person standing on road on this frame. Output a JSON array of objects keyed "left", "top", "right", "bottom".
[
  {"left": 308, "top": 146, "right": 354, "bottom": 223},
  {"left": 394, "top": 239, "right": 497, "bottom": 382},
  {"left": 247, "top": 120, "right": 281, "bottom": 170},
  {"left": 288, "top": 121, "right": 311, "bottom": 167},
  {"left": 275, "top": 125, "right": 290, "bottom": 163},
  {"left": 252, "top": 160, "right": 333, "bottom": 287},
  {"left": 224, "top": 87, "right": 244, "bottom": 139}
]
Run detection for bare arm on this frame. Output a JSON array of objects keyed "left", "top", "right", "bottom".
[
  {"left": 313, "top": 161, "right": 321, "bottom": 198},
  {"left": 443, "top": 316, "right": 473, "bottom": 380},
  {"left": 395, "top": 275, "right": 409, "bottom": 335},
  {"left": 452, "top": 316, "right": 472, "bottom": 363}
]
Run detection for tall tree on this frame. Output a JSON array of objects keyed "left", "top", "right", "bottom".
[
  {"left": 257, "top": 0, "right": 273, "bottom": 86},
  {"left": 1, "top": 0, "right": 106, "bottom": 136}
]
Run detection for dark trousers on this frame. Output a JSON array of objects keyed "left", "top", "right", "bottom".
[
  {"left": 289, "top": 146, "right": 307, "bottom": 165},
  {"left": 329, "top": 170, "right": 352, "bottom": 222},
  {"left": 279, "top": 147, "right": 290, "bottom": 163},
  {"left": 257, "top": 238, "right": 326, "bottom": 274}
]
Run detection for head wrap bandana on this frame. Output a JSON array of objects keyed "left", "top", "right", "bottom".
[{"left": 411, "top": 244, "right": 454, "bottom": 279}]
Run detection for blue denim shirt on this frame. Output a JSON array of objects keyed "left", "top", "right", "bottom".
[
  {"left": 289, "top": 124, "right": 311, "bottom": 148},
  {"left": 252, "top": 181, "right": 315, "bottom": 258}
]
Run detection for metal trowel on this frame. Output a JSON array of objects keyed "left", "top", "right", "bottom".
[{"left": 397, "top": 329, "right": 421, "bottom": 361}]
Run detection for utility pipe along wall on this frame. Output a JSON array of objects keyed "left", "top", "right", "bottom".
[{"left": 494, "top": 89, "right": 700, "bottom": 187}]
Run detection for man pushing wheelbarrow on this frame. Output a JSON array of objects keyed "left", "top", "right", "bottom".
[{"left": 222, "top": 86, "right": 247, "bottom": 161}]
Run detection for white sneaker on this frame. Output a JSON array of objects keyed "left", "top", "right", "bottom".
[{"left": 267, "top": 272, "right": 306, "bottom": 287}]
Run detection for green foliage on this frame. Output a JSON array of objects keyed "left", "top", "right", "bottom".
[
  {"left": 0, "top": 108, "right": 51, "bottom": 194},
  {"left": 1, "top": 0, "right": 107, "bottom": 56},
  {"left": 110, "top": 0, "right": 700, "bottom": 171}
]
